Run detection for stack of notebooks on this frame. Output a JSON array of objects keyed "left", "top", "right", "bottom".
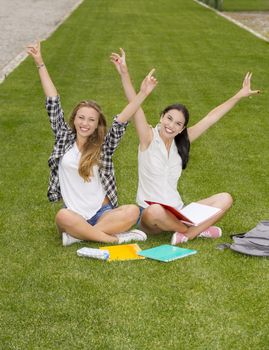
[{"left": 97, "top": 244, "right": 197, "bottom": 262}]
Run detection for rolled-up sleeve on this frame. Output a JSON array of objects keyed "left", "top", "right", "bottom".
[
  {"left": 102, "top": 117, "right": 128, "bottom": 157},
  {"left": 45, "top": 96, "right": 68, "bottom": 136}
]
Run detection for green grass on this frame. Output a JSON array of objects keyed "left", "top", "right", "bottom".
[
  {"left": 222, "top": 0, "right": 269, "bottom": 11},
  {"left": 203, "top": 0, "right": 269, "bottom": 11},
  {"left": 1, "top": 0, "right": 269, "bottom": 348}
]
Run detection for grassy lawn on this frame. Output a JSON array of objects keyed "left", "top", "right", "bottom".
[
  {"left": 223, "top": 0, "right": 269, "bottom": 11},
  {"left": 1, "top": 0, "right": 269, "bottom": 348},
  {"left": 203, "top": 0, "right": 269, "bottom": 11}
]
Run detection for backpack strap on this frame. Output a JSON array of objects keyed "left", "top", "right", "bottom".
[{"left": 230, "top": 232, "right": 246, "bottom": 238}]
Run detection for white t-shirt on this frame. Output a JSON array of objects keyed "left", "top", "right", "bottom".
[
  {"left": 136, "top": 124, "right": 184, "bottom": 210},
  {"left": 59, "top": 142, "right": 106, "bottom": 220}
]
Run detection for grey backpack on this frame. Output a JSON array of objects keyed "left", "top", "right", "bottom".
[{"left": 218, "top": 220, "right": 269, "bottom": 256}]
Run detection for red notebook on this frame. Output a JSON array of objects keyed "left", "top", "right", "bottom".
[{"left": 145, "top": 201, "right": 222, "bottom": 226}]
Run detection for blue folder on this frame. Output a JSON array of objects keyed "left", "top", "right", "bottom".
[{"left": 138, "top": 244, "right": 197, "bottom": 262}]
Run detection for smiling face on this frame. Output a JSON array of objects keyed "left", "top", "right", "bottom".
[
  {"left": 159, "top": 108, "right": 186, "bottom": 140},
  {"left": 73, "top": 106, "right": 100, "bottom": 142}
]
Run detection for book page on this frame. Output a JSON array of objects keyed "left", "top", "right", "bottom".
[{"left": 180, "top": 202, "right": 222, "bottom": 225}]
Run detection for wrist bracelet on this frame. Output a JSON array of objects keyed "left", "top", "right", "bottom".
[{"left": 37, "top": 63, "right": 45, "bottom": 69}]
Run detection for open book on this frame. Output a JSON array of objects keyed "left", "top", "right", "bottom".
[{"left": 145, "top": 201, "right": 222, "bottom": 226}]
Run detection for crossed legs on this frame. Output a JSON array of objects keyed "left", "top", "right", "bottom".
[
  {"left": 56, "top": 204, "right": 140, "bottom": 243},
  {"left": 140, "top": 192, "right": 233, "bottom": 240}
]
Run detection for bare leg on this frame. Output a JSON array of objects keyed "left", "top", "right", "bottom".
[
  {"left": 140, "top": 204, "right": 188, "bottom": 234},
  {"left": 140, "top": 193, "right": 233, "bottom": 240},
  {"left": 94, "top": 204, "right": 140, "bottom": 234},
  {"left": 55, "top": 208, "right": 118, "bottom": 243},
  {"left": 184, "top": 192, "right": 233, "bottom": 240}
]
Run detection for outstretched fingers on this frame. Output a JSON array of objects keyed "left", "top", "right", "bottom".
[
  {"left": 242, "top": 71, "right": 260, "bottom": 96},
  {"left": 242, "top": 72, "right": 250, "bottom": 87},
  {"left": 140, "top": 68, "right": 158, "bottom": 95},
  {"left": 110, "top": 52, "right": 121, "bottom": 62},
  {"left": 110, "top": 53, "right": 122, "bottom": 74},
  {"left": 26, "top": 41, "right": 40, "bottom": 56},
  {"left": 250, "top": 88, "right": 260, "bottom": 95},
  {"left": 119, "top": 47, "right": 125, "bottom": 59},
  {"left": 147, "top": 68, "right": 155, "bottom": 78},
  {"left": 110, "top": 48, "right": 127, "bottom": 74},
  {"left": 110, "top": 55, "right": 120, "bottom": 70},
  {"left": 147, "top": 68, "right": 158, "bottom": 85}
]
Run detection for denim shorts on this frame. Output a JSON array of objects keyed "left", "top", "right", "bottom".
[
  {"left": 136, "top": 206, "right": 145, "bottom": 226},
  {"left": 87, "top": 203, "right": 113, "bottom": 226}
]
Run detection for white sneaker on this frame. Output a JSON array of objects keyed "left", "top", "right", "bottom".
[
  {"left": 62, "top": 232, "right": 82, "bottom": 247},
  {"left": 116, "top": 229, "right": 147, "bottom": 244}
]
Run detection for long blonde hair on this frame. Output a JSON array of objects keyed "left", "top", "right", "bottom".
[{"left": 69, "top": 100, "right": 107, "bottom": 181}]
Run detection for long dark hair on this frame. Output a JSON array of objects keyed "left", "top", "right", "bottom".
[{"left": 160, "top": 103, "right": 190, "bottom": 169}]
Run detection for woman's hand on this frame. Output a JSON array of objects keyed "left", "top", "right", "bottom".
[
  {"left": 236, "top": 72, "right": 260, "bottom": 99},
  {"left": 140, "top": 69, "right": 158, "bottom": 96},
  {"left": 27, "top": 41, "right": 43, "bottom": 66},
  {"left": 188, "top": 72, "right": 260, "bottom": 143},
  {"left": 26, "top": 40, "right": 57, "bottom": 97},
  {"left": 110, "top": 48, "right": 128, "bottom": 75}
]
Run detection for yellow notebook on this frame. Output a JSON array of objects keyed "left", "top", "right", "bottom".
[{"left": 99, "top": 244, "right": 145, "bottom": 262}]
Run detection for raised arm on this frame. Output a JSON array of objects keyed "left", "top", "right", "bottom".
[
  {"left": 116, "top": 69, "right": 157, "bottom": 124},
  {"left": 27, "top": 41, "right": 69, "bottom": 135},
  {"left": 27, "top": 41, "right": 57, "bottom": 97},
  {"left": 188, "top": 72, "right": 260, "bottom": 143},
  {"left": 111, "top": 49, "right": 153, "bottom": 149}
]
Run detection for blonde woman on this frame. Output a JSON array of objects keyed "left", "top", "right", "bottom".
[{"left": 27, "top": 42, "right": 157, "bottom": 246}]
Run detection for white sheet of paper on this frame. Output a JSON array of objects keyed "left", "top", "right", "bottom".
[{"left": 180, "top": 202, "right": 221, "bottom": 225}]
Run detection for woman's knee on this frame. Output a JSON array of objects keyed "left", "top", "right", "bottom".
[
  {"left": 144, "top": 204, "right": 166, "bottom": 221},
  {"left": 120, "top": 204, "right": 140, "bottom": 223},
  {"left": 55, "top": 208, "right": 75, "bottom": 227},
  {"left": 219, "top": 192, "right": 233, "bottom": 209}
]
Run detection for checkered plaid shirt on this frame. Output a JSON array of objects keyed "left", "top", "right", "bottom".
[{"left": 45, "top": 96, "right": 128, "bottom": 208}]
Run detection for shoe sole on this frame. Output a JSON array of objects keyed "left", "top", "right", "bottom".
[{"left": 131, "top": 229, "right": 147, "bottom": 241}]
